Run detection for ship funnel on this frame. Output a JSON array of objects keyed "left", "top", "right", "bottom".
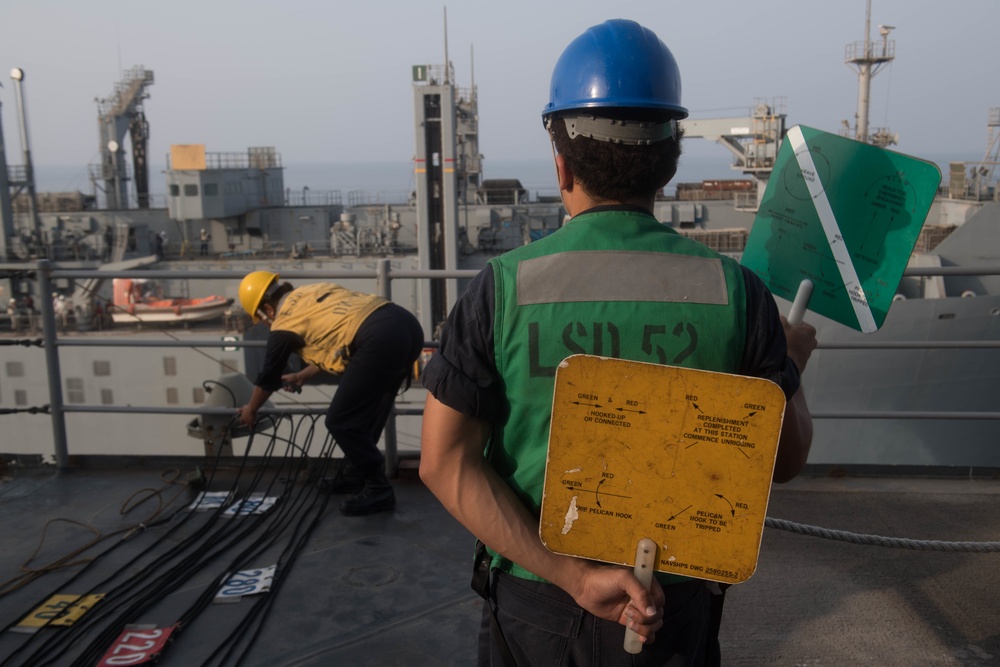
[{"left": 186, "top": 372, "right": 275, "bottom": 456}]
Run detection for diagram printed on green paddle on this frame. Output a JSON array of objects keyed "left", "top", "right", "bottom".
[{"left": 741, "top": 125, "right": 941, "bottom": 333}]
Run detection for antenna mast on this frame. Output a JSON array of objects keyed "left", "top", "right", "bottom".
[
  {"left": 443, "top": 7, "right": 450, "bottom": 85},
  {"left": 845, "top": 0, "right": 895, "bottom": 146}
]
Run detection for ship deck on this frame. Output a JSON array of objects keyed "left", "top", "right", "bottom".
[{"left": 0, "top": 461, "right": 998, "bottom": 666}]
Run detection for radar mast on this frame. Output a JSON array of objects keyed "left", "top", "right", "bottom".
[{"left": 844, "top": 0, "right": 896, "bottom": 147}]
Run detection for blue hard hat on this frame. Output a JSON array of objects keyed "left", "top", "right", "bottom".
[{"left": 543, "top": 19, "right": 688, "bottom": 120}]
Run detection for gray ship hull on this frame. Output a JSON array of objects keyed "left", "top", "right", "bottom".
[{"left": 793, "top": 294, "right": 1000, "bottom": 468}]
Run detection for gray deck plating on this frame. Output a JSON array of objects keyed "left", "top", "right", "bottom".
[{"left": 0, "top": 467, "right": 998, "bottom": 666}]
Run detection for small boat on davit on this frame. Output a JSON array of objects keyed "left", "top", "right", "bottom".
[{"left": 111, "top": 278, "right": 233, "bottom": 325}]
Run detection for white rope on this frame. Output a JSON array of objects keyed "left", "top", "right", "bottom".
[{"left": 765, "top": 517, "right": 1000, "bottom": 553}]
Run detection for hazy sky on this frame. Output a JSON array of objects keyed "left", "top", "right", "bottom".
[{"left": 1, "top": 0, "right": 997, "bottom": 181}]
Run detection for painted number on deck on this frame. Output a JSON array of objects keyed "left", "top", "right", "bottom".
[
  {"left": 18, "top": 594, "right": 105, "bottom": 629},
  {"left": 97, "top": 625, "right": 177, "bottom": 666},
  {"left": 214, "top": 565, "right": 276, "bottom": 601}
]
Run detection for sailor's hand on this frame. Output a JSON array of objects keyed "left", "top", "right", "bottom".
[
  {"left": 566, "top": 562, "right": 665, "bottom": 645},
  {"left": 280, "top": 372, "right": 305, "bottom": 393},
  {"left": 236, "top": 404, "right": 257, "bottom": 427},
  {"left": 781, "top": 316, "right": 818, "bottom": 373}
]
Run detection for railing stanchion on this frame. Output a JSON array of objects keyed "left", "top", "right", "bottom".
[
  {"left": 376, "top": 258, "right": 399, "bottom": 476},
  {"left": 36, "top": 259, "right": 70, "bottom": 471}
]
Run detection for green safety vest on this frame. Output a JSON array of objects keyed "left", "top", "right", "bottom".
[{"left": 486, "top": 209, "right": 747, "bottom": 583}]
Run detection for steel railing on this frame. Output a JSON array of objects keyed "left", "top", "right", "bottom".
[
  {"left": 7, "top": 259, "right": 1000, "bottom": 473},
  {"left": 19, "top": 259, "right": 477, "bottom": 474}
]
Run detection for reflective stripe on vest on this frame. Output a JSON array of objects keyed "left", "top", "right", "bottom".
[{"left": 517, "top": 250, "right": 728, "bottom": 305}]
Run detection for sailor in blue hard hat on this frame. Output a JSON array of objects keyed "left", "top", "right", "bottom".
[
  {"left": 541, "top": 19, "right": 689, "bottom": 210},
  {"left": 420, "top": 19, "right": 817, "bottom": 665},
  {"left": 543, "top": 18, "right": 688, "bottom": 121}
]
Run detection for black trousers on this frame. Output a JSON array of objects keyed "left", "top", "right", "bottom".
[
  {"left": 480, "top": 572, "right": 719, "bottom": 667},
  {"left": 325, "top": 303, "right": 423, "bottom": 476}
]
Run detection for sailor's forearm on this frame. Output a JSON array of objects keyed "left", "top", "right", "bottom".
[
  {"left": 419, "top": 394, "right": 578, "bottom": 586},
  {"left": 774, "top": 388, "right": 812, "bottom": 483}
]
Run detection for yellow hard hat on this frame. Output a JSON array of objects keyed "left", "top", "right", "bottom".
[{"left": 239, "top": 271, "right": 279, "bottom": 322}]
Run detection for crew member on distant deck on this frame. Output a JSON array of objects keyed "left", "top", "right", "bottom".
[
  {"left": 236, "top": 271, "right": 423, "bottom": 516},
  {"left": 200, "top": 228, "right": 210, "bottom": 256},
  {"left": 103, "top": 225, "right": 114, "bottom": 261},
  {"left": 54, "top": 294, "right": 70, "bottom": 332},
  {"left": 6, "top": 298, "right": 20, "bottom": 333}
]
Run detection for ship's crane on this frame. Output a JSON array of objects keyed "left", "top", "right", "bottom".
[
  {"left": 91, "top": 66, "right": 154, "bottom": 210},
  {"left": 679, "top": 98, "right": 788, "bottom": 210},
  {"left": 974, "top": 108, "right": 1000, "bottom": 192}
]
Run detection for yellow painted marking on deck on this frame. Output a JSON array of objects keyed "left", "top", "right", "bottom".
[
  {"left": 539, "top": 355, "right": 785, "bottom": 584},
  {"left": 18, "top": 594, "right": 106, "bottom": 628}
]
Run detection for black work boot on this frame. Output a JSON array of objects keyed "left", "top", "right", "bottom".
[
  {"left": 318, "top": 459, "right": 365, "bottom": 495},
  {"left": 339, "top": 469, "right": 395, "bottom": 516}
]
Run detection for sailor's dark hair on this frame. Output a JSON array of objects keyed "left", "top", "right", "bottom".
[
  {"left": 549, "top": 109, "right": 683, "bottom": 202},
  {"left": 262, "top": 282, "right": 294, "bottom": 311}
]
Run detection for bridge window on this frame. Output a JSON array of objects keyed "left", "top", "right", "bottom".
[{"left": 184, "top": 184, "right": 199, "bottom": 197}]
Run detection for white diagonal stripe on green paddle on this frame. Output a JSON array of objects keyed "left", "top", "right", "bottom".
[{"left": 787, "top": 126, "right": 877, "bottom": 333}]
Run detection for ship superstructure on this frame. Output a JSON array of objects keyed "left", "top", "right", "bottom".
[{"left": 0, "top": 4, "right": 998, "bottom": 471}]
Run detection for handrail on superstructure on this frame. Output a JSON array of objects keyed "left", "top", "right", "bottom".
[{"left": 22, "top": 259, "right": 1000, "bottom": 473}]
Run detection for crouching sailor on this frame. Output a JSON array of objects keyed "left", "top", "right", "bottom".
[{"left": 236, "top": 271, "right": 423, "bottom": 515}]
